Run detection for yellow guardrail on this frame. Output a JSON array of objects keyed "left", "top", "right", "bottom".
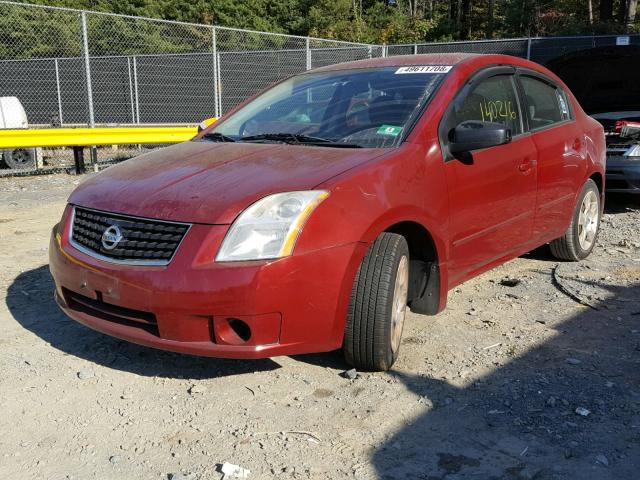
[
  {"left": 0, "top": 125, "right": 201, "bottom": 149},
  {"left": 0, "top": 118, "right": 216, "bottom": 173}
]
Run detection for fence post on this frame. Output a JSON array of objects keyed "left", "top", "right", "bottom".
[
  {"left": 132, "top": 56, "right": 140, "bottom": 124},
  {"left": 414, "top": 43, "right": 418, "bottom": 55},
  {"left": 212, "top": 27, "right": 220, "bottom": 119},
  {"left": 382, "top": 43, "right": 387, "bottom": 57},
  {"left": 80, "top": 12, "right": 97, "bottom": 170},
  {"left": 127, "top": 57, "right": 135, "bottom": 124},
  {"left": 216, "top": 52, "right": 222, "bottom": 115},
  {"left": 305, "top": 37, "right": 312, "bottom": 70},
  {"left": 54, "top": 58, "right": 63, "bottom": 126},
  {"left": 526, "top": 37, "right": 532, "bottom": 60}
]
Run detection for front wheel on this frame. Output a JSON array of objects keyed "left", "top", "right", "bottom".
[
  {"left": 344, "top": 232, "right": 409, "bottom": 371},
  {"left": 550, "top": 179, "right": 601, "bottom": 261}
]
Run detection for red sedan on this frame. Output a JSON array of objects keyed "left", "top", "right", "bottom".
[{"left": 49, "top": 54, "right": 605, "bottom": 371}]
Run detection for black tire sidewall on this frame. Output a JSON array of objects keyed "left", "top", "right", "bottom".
[
  {"left": 344, "top": 233, "right": 410, "bottom": 371},
  {"left": 4, "top": 148, "right": 35, "bottom": 169}
]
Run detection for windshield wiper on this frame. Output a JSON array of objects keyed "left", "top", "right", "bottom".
[
  {"left": 241, "top": 133, "right": 362, "bottom": 148},
  {"left": 200, "top": 132, "right": 236, "bottom": 142}
]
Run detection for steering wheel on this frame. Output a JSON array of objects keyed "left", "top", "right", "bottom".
[{"left": 345, "top": 99, "right": 370, "bottom": 126}]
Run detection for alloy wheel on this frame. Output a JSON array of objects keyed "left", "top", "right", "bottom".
[
  {"left": 390, "top": 255, "right": 409, "bottom": 354},
  {"left": 577, "top": 190, "right": 599, "bottom": 251}
]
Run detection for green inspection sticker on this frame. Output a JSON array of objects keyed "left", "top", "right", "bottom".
[{"left": 377, "top": 125, "right": 403, "bottom": 136}]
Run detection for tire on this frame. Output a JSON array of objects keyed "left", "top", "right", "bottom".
[
  {"left": 3, "top": 148, "right": 35, "bottom": 170},
  {"left": 550, "top": 179, "right": 601, "bottom": 261},
  {"left": 344, "top": 232, "right": 410, "bottom": 371}
]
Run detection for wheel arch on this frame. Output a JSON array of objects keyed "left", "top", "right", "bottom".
[
  {"left": 384, "top": 220, "right": 446, "bottom": 315},
  {"left": 589, "top": 171, "right": 604, "bottom": 201},
  {"left": 329, "top": 206, "right": 450, "bottom": 349}
]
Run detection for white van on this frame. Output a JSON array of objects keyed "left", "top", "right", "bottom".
[{"left": 1, "top": 96, "right": 37, "bottom": 169}]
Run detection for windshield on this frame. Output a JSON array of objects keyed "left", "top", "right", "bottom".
[{"left": 204, "top": 67, "right": 446, "bottom": 148}]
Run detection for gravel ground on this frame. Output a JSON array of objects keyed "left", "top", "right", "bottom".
[{"left": 0, "top": 173, "right": 639, "bottom": 480}]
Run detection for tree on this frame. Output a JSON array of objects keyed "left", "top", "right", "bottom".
[
  {"left": 629, "top": 0, "right": 638, "bottom": 25},
  {"left": 8, "top": 0, "right": 640, "bottom": 46}
]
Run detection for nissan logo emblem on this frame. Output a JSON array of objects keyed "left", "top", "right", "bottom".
[{"left": 101, "top": 224, "right": 123, "bottom": 251}]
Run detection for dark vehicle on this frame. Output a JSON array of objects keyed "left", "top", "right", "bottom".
[
  {"left": 592, "top": 112, "right": 640, "bottom": 194},
  {"left": 546, "top": 45, "right": 640, "bottom": 195}
]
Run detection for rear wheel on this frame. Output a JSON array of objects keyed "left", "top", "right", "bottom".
[
  {"left": 344, "top": 232, "right": 409, "bottom": 371},
  {"left": 3, "top": 148, "right": 35, "bottom": 170},
  {"left": 550, "top": 179, "right": 600, "bottom": 261}
]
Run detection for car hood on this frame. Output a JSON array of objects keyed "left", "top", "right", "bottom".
[{"left": 69, "top": 141, "right": 385, "bottom": 224}]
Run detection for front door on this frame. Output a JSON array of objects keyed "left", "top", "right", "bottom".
[{"left": 442, "top": 73, "right": 538, "bottom": 285}]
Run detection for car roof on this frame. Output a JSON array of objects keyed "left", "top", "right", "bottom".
[
  {"left": 309, "top": 53, "right": 482, "bottom": 73},
  {"left": 308, "top": 53, "right": 568, "bottom": 95},
  {"left": 309, "top": 53, "right": 552, "bottom": 75}
]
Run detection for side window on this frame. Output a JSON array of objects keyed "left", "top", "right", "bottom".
[
  {"left": 520, "top": 76, "right": 567, "bottom": 129},
  {"left": 454, "top": 75, "right": 523, "bottom": 135}
]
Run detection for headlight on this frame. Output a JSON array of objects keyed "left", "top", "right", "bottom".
[{"left": 216, "top": 190, "right": 329, "bottom": 262}]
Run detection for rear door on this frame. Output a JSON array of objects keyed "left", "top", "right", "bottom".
[
  {"left": 440, "top": 68, "right": 538, "bottom": 285},
  {"left": 516, "top": 72, "right": 585, "bottom": 241}
]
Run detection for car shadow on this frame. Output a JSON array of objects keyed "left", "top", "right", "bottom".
[
  {"left": 6, "top": 265, "right": 281, "bottom": 379},
  {"left": 521, "top": 244, "right": 556, "bottom": 262},
  {"left": 372, "top": 280, "right": 640, "bottom": 479},
  {"left": 290, "top": 349, "right": 347, "bottom": 370},
  {"left": 604, "top": 193, "right": 640, "bottom": 214}
]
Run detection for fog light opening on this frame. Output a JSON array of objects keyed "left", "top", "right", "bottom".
[
  {"left": 228, "top": 318, "right": 251, "bottom": 342},
  {"left": 215, "top": 317, "right": 253, "bottom": 345}
]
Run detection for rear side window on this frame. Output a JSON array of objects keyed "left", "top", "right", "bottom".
[
  {"left": 454, "top": 75, "right": 523, "bottom": 135},
  {"left": 556, "top": 90, "right": 571, "bottom": 120},
  {"left": 520, "top": 76, "right": 569, "bottom": 129}
]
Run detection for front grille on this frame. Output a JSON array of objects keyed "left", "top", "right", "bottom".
[
  {"left": 71, "top": 206, "right": 190, "bottom": 265},
  {"left": 607, "top": 144, "right": 632, "bottom": 154},
  {"left": 64, "top": 288, "right": 159, "bottom": 336}
]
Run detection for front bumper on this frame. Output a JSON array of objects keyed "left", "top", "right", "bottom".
[
  {"left": 606, "top": 156, "right": 640, "bottom": 193},
  {"left": 49, "top": 211, "right": 366, "bottom": 359}
]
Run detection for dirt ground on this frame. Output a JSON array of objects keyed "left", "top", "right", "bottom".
[{"left": 1, "top": 173, "right": 639, "bottom": 480}]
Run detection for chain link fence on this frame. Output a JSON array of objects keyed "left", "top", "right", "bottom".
[
  {"left": 0, "top": 1, "right": 382, "bottom": 174},
  {"left": 389, "top": 34, "right": 640, "bottom": 63},
  {"left": 529, "top": 34, "right": 640, "bottom": 65},
  {"left": 389, "top": 38, "right": 530, "bottom": 58},
  {"left": 0, "top": 0, "right": 637, "bottom": 176}
]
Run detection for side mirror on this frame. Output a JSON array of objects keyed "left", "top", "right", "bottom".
[{"left": 449, "top": 120, "right": 512, "bottom": 155}]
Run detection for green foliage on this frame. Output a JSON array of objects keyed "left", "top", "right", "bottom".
[
  {"left": 1, "top": 0, "right": 637, "bottom": 58},
  {"left": 86, "top": 15, "right": 213, "bottom": 55},
  {"left": 0, "top": 4, "right": 82, "bottom": 58}
]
